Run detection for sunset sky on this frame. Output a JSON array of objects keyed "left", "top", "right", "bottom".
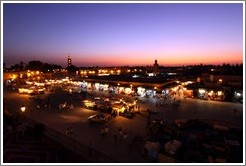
[{"left": 3, "top": 3, "right": 243, "bottom": 67}]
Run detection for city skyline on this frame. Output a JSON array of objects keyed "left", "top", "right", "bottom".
[{"left": 3, "top": 2, "right": 244, "bottom": 67}]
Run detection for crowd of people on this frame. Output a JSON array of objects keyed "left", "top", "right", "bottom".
[{"left": 99, "top": 126, "right": 129, "bottom": 144}]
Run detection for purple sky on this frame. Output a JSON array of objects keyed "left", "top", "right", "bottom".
[{"left": 3, "top": 3, "right": 243, "bottom": 67}]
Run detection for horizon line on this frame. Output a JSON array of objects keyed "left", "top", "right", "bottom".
[{"left": 4, "top": 61, "right": 243, "bottom": 69}]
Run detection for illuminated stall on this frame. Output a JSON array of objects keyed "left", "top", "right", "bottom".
[
  {"left": 197, "top": 88, "right": 225, "bottom": 101},
  {"left": 183, "top": 88, "right": 193, "bottom": 98},
  {"left": 125, "top": 88, "right": 133, "bottom": 95},
  {"left": 18, "top": 88, "right": 34, "bottom": 94},
  {"left": 111, "top": 103, "right": 127, "bottom": 116},
  {"left": 198, "top": 88, "right": 208, "bottom": 100},
  {"left": 95, "top": 83, "right": 100, "bottom": 91},
  {"left": 146, "top": 89, "right": 156, "bottom": 97},
  {"left": 118, "top": 87, "right": 125, "bottom": 94},
  {"left": 87, "top": 83, "right": 92, "bottom": 90},
  {"left": 80, "top": 81, "right": 88, "bottom": 89},
  {"left": 137, "top": 87, "right": 146, "bottom": 96},
  {"left": 83, "top": 100, "right": 96, "bottom": 108}
]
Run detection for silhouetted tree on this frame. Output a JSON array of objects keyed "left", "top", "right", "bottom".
[
  {"left": 10, "top": 64, "right": 21, "bottom": 71},
  {"left": 26, "top": 61, "right": 43, "bottom": 71},
  {"left": 19, "top": 61, "right": 25, "bottom": 70},
  {"left": 41, "top": 63, "right": 62, "bottom": 73}
]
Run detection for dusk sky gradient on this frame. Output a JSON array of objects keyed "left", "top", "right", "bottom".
[{"left": 3, "top": 3, "right": 243, "bottom": 67}]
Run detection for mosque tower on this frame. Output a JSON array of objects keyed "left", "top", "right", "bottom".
[
  {"left": 67, "top": 54, "right": 72, "bottom": 67},
  {"left": 153, "top": 59, "right": 159, "bottom": 76}
]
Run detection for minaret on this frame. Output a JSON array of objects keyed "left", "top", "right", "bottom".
[
  {"left": 67, "top": 54, "right": 72, "bottom": 67},
  {"left": 153, "top": 59, "right": 159, "bottom": 76}
]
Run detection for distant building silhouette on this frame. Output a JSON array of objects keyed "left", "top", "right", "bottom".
[
  {"left": 67, "top": 54, "right": 72, "bottom": 67},
  {"left": 153, "top": 59, "right": 159, "bottom": 76},
  {"left": 3, "top": 62, "right": 6, "bottom": 71}
]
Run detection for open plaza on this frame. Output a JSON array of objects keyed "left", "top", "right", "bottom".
[{"left": 3, "top": 73, "right": 243, "bottom": 163}]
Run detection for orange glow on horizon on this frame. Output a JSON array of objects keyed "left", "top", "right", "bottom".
[{"left": 73, "top": 51, "right": 243, "bottom": 66}]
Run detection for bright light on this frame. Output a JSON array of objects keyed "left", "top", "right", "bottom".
[
  {"left": 21, "top": 106, "right": 26, "bottom": 112},
  {"left": 236, "top": 93, "right": 241, "bottom": 97},
  {"left": 137, "top": 87, "right": 145, "bottom": 96},
  {"left": 148, "top": 73, "right": 154, "bottom": 77},
  {"left": 218, "top": 79, "right": 223, "bottom": 83},
  {"left": 208, "top": 91, "right": 214, "bottom": 96},
  {"left": 172, "top": 87, "right": 178, "bottom": 91},
  {"left": 83, "top": 100, "right": 95, "bottom": 108},
  {"left": 26, "top": 81, "right": 33, "bottom": 85},
  {"left": 125, "top": 88, "right": 132, "bottom": 95},
  {"left": 18, "top": 88, "right": 34, "bottom": 94},
  {"left": 34, "top": 82, "right": 45, "bottom": 86},
  {"left": 184, "top": 81, "right": 193, "bottom": 85},
  {"left": 217, "top": 91, "right": 222, "bottom": 96},
  {"left": 167, "top": 73, "right": 177, "bottom": 75},
  {"left": 132, "top": 75, "right": 139, "bottom": 78},
  {"left": 27, "top": 72, "right": 31, "bottom": 77},
  {"left": 199, "top": 89, "right": 206, "bottom": 94},
  {"left": 98, "top": 73, "right": 109, "bottom": 76},
  {"left": 12, "top": 74, "right": 17, "bottom": 80}
]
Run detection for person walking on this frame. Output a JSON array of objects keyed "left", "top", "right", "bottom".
[
  {"left": 89, "top": 141, "right": 94, "bottom": 155},
  {"left": 69, "top": 127, "right": 73, "bottom": 135},
  {"left": 47, "top": 96, "right": 50, "bottom": 110},
  {"left": 146, "top": 110, "right": 151, "bottom": 130},
  {"left": 66, "top": 127, "right": 73, "bottom": 136},
  {"left": 66, "top": 127, "right": 70, "bottom": 135},
  {"left": 123, "top": 131, "right": 128, "bottom": 139},
  {"left": 113, "top": 132, "right": 118, "bottom": 143},
  {"left": 101, "top": 127, "right": 105, "bottom": 136},
  {"left": 119, "top": 130, "right": 123, "bottom": 142},
  {"left": 69, "top": 104, "right": 74, "bottom": 110},
  {"left": 104, "top": 127, "right": 109, "bottom": 135}
]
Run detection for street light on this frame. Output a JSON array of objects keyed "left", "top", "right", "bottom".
[{"left": 21, "top": 106, "right": 26, "bottom": 112}]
